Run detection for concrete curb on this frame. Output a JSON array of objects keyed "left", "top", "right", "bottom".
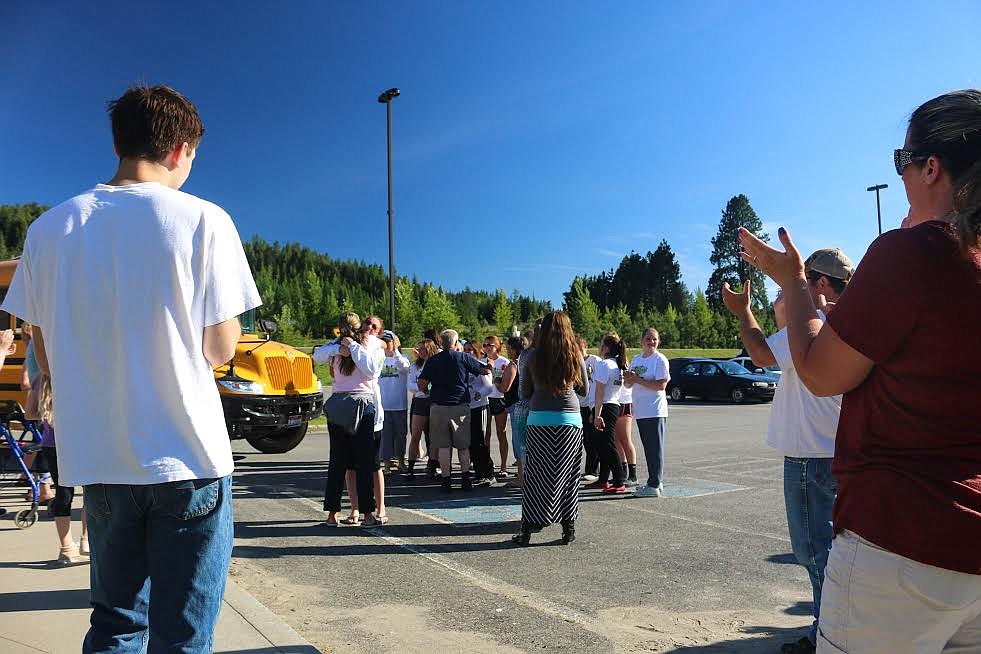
[{"left": 223, "top": 578, "right": 321, "bottom": 653}]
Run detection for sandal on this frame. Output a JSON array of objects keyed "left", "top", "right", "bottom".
[
  {"left": 340, "top": 515, "right": 361, "bottom": 526},
  {"left": 374, "top": 515, "right": 390, "bottom": 525},
  {"left": 325, "top": 517, "right": 339, "bottom": 527}
]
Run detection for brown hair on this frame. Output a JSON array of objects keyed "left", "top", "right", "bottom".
[
  {"left": 532, "top": 311, "right": 583, "bottom": 396},
  {"left": 600, "top": 332, "right": 627, "bottom": 370},
  {"left": 335, "top": 312, "right": 366, "bottom": 376},
  {"left": 908, "top": 90, "right": 981, "bottom": 252},
  {"left": 483, "top": 335, "right": 501, "bottom": 353},
  {"left": 108, "top": 85, "right": 204, "bottom": 161},
  {"left": 414, "top": 339, "right": 438, "bottom": 369}
]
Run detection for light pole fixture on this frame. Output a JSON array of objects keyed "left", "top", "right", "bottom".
[
  {"left": 866, "top": 183, "right": 888, "bottom": 235},
  {"left": 378, "top": 87, "right": 400, "bottom": 330}
]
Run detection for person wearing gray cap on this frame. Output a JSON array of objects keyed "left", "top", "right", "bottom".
[{"left": 722, "top": 247, "right": 854, "bottom": 654}]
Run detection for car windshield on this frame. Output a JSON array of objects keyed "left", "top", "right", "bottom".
[
  {"left": 238, "top": 309, "right": 256, "bottom": 334},
  {"left": 765, "top": 365, "right": 781, "bottom": 373},
  {"left": 718, "top": 361, "right": 750, "bottom": 375}
]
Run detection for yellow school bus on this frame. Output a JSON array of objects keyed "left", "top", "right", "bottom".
[{"left": 0, "top": 259, "right": 323, "bottom": 454}]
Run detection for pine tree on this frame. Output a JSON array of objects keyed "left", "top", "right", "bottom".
[
  {"left": 563, "top": 278, "right": 603, "bottom": 344},
  {"left": 492, "top": 289, "right": 512, "bottom": 333},
  {"left": 707, "top": 194, "right": 769, "bottom": 312}
]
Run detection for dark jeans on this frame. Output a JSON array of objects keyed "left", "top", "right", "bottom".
[
  {"left": 595, "top": 403, "right": 623, "bottom": 486},
  {"left": 41, "top": 447, "right": 76, "bottom": 517},
  {"left": 636, "top": 417, "right": 666, "bottom": 488},
  {"left": 83, "top": 476, "right": 233, "bottom": 654},
  {"left": 324, "top": 404, "right": 378, "bottom": 514},
  {"left": 470, "top": 406, "right": 494, "bottom": 479},
  {"left": 580, "top": 407, "right": 599, "bottom": 475}
]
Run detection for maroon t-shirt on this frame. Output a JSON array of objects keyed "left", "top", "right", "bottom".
[{"left": 826, "top": 221, "right": 981, "bottom": 574}]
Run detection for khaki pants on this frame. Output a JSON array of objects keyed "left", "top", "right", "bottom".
[{"left": 818, "top": 530, "right": 981, "bottom": 654}]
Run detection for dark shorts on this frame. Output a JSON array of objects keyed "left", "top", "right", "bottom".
[
  {"left": 410, "top": 397, "right": 431, "bottom": 417},
  {"left": 619, "top": 403, "right": 634, "bottom": 418},
  {"left": 488, "top": 397, "right": 507, "bottom": 417}
]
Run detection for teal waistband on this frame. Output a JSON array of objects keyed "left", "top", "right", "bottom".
[{"left": 527, "top": 411, "right": 583, "bottom": 427}]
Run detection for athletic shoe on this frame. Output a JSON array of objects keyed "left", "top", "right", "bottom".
[
  {"left": 633, "top": 484, "right": 662, "bottom": 498},
  {"left": 473, "top": 477, "right": 492, "bottom": 488},
  {"left": 57, "top": 544, "right": 90, "bottom": 566},
  {"left": 79, "top": 539, "right": 90, "bottom": 555},
  {"left": 582, "top": 480, "right": 608, "bottom": 490},
  {"left": 580, "top": 474, "right": 598, "bottom": 483},
  {"left": 440, "top": 477, "right": 452, "bottom": 492},
  {"left": 602, "top": 484, "right": 629, "bottom": 494},
  {"left": 625, "top": 478, "right": 639, "bottom": 488}
]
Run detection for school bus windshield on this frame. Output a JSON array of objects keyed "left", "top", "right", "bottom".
[{"left": 238, "top": 308, "right": 256, "bottom": 334}]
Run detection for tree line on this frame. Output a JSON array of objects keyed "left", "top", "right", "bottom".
[{"left": 0, "top": 193, "right": 774, "bottom": 348}]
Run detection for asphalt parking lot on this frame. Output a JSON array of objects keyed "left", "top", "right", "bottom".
[{"left": 228, "top": 401, "right": 813, "bottom": 653}]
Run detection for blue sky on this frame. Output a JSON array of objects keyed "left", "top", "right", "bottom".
[{"left": 2, "top": 2, "right": 979, "bottom": 306}]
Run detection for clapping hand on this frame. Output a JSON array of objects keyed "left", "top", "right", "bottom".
[
  {"left": 738, "top": 226, "right": 805, "bottom": 288},
  {"left": 0, "top": 330, "right": 14, "bottom": 355},
  {"left": 721, "top": 279, "right": 752, "bottom": 318}
]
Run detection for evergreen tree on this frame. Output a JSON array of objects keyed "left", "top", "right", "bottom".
[
  {"left": 707, "top": 194, "right": 769, "bottom": 312},
  {"left": 492, "top": 289, "right": 512, "bottom": 333},
  {"left": 563, "top": 277, "right": 603, "bottom": 344}
]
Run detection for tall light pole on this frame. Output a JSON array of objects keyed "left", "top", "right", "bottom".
[
  {"left": 866, "top": 183, "right": 888, "bottom": 235},
  {"left": 378, "top": 87, "right": 400, "bottom": 330}
]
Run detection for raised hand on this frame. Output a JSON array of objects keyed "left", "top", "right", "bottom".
[
  {"left": 738, "top": 226, "right": 805, "bottom": 288},
  {"left": 722, "top": 279, "right": 752, "bottom": 317}
]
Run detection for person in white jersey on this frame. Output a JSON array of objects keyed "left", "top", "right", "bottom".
[
  {"left": 624, "top": 328, "right": 670, "bottom": 497},
  {"left": 722, "top": 247, "right": 854, "bottom": 654},
  {"left": 1, "top": 85, "right": 260, "bottom": 653}
]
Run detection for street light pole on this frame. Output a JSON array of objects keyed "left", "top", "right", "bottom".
[
  {"left": 378, "top": 88, "right": 400, "bottom": 330},
  {"left": 866, "top": 183, "right": 888, "bottom": 235}
]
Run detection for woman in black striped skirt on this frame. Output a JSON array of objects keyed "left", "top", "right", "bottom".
[{"left": 512, "top": 311, "right": 589, "bottom": 546}]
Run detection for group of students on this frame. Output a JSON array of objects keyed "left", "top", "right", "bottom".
[{"left": 312, "top": 308, "right": 673, "bottom": 540}]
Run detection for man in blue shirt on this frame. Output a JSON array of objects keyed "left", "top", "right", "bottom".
[{"left": 418, "top": 329, "right": 492, "bottom": 492}]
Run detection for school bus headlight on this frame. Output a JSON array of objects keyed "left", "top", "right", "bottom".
[{"left": 218, "top": 379, "right": 265, "bottom": 394}]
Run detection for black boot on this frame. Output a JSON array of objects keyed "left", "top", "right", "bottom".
[
  {"left": 427, "top": 459, "right": 439, "bottom": 479},
  {"left": 511, "top": 521, "right": 533, "bottom": 547},
  {"left": 440, "top": 476, "right": 452, "bottom": 492},
  {"left": 561, "top": 519, "right": 576, "bottom": 545},
  {"left": 461, "top": 472, "right": 473, "bottom": 491},
  {"left": 405, "top": 460, "right": 416, "bottom": 480}
]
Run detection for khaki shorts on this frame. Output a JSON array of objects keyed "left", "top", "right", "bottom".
[{"left": 428, "top": 403, "right": 471, "bottom": 449}]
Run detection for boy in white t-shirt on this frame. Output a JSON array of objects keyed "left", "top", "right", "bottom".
[{"left": 2, "top": 85, "right": 261, "bottom": 652}]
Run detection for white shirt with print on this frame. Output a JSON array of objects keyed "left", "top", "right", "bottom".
[
  {"left": 486, "top": 355, "right": 510, "bottom": 399},
  {"left": 592, "top": 358, "right": 623, "bottom": 406},
  {"left": 629, "top": 351, "right": 670, "bottom": 419}
]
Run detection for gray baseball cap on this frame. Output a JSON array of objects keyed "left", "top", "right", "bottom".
[{"left": 804, "top": 248, "right": 854, "bottom": 281}]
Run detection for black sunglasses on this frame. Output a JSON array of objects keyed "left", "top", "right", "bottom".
[{"left": 894, "top": 148, "right": 929, "bottom": 176}]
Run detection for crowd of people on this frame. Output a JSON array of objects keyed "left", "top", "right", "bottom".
[
  {"left": 311, "top": 310, "right": 673, "bottom": 542},
  {"left": 0, "top": 83, "right": 977, "bottom": 654}
]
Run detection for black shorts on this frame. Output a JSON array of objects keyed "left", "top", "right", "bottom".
[
  {"left": 410, "top": 397, "right": 431, "bottom": 417},
  {"left": 488, "top": 397, "right": 507, "bottom": 417},
  {"left": 619, "top": 403, "right": 634, "bottom": 418}
]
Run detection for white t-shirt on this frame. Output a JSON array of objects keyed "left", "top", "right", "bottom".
[
  {"left": 486, "top": 355, "right": 510, "bottom": 399},
  {"left": 407, "top": 361, "right": 429, "bottom": 399},
  {"left": 577, "top": 354, "right": 601, "bottom": 408},
  {"left": 764, "top": 315, "right": 840, "bottom": 457},
  {"left": 629, "top": 351, "right": 670, "bottom": 419},
  {"left": 618, "top": 384, "right": 633, "bottom": 405},
  {"left": 1, "top": 183, "right": 261, "bottom": 486},
  {"left": 592, "top": 358, "right": 623, "bottom": 406},
  {"left": 378, "top": 353, "right": 410, "bottom": 411},
  {"left": 468, "top": 371, "right": 494, "bottom": 409}
]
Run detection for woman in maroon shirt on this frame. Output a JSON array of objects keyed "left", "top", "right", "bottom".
[{"left": 741, "top": 90, "right": 981, "bottom": 653}]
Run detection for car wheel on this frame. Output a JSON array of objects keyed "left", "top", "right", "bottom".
[
  {"left": 669, "top": 386, "right": 684, "bottom": 402},
  {"left": 730, "top": 387, "right": 746, "bottom": 404}
]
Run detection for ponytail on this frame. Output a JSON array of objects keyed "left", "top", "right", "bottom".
[{"left": 601, "top": 332, "right": 627, "bottom": 370}]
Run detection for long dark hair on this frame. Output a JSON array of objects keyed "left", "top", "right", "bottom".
[
  {"left": 335, "top": 312, "right": 366, "bottom": 377},
  {"left": 908, "top": 90, "right": 981, "bottom": 252},
  {"left": 532, "top": 311, "right": 583, "bottom": 396}
]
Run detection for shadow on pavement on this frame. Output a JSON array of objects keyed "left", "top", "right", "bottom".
[
  {"left": 234, "top": 519, "right": 516, "bottom": 540},
  {"left": 0, "top": 588, "right": 89, "bottom": 612},
  {"left": 661, "top": 624, "right": 809, "bottom": 652},
  {"left": 783, "top": 600, "right": 813, "bottom": 616},
  {"left": 217, "top": 648, "right": 321, "bottom": 654},
  {"left": 765, "top": 553, "right": 798, "bottom": 565}
]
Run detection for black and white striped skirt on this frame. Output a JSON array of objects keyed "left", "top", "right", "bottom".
[{"left": 522, "top": 423, "right": 584, "bottom": 526}]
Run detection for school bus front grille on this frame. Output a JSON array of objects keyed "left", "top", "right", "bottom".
[
  {"left": 292, "top": 358, "right": 313, "bottom": 389},
  {"left": 265, "top": 357, "right": 292, "bottom": 390},
  {"left": 264, "top": 356, "right": 313, "bottom": 391}
]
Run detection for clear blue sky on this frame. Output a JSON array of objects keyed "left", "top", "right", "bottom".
[{"left": 2, "top": 2, "right": 979, "bottom": 306}]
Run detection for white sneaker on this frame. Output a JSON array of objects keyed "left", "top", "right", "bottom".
[
  {"left": 633, "top": 484, "right": 663, "bottom": 498},
  {"left": 79, "top": 539, "right": 90, "bottom": 556},
  {"left": 57, "top": 544, "right": 90, "bottom": 566},
  {"left": 580, "top": 474, "right": 598, "bottom": 483}
]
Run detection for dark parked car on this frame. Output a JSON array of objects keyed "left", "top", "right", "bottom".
[{"left": 667, "top": 358, "right": 778, "bottom": 403}]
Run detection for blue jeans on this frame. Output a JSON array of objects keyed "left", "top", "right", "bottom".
[
  {"left": 83, "top": 475, "right": 234, "bottom": 654},
  {"left": 783, "top": 457, "right": 836, "bottom": 646},
  {"left": 636, "top": 417, "right": 666, "bottom": 488},
  {"left": 508, "top": 404, "right": 529, "bottom": 463}
]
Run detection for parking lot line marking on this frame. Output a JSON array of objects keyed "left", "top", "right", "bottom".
[
  {"left": 614, "top": 503, "right": 791, "bottom": 543},
  {"left": 397, "top": 506, "right": 454, "bottom": 524},
  {"left": 289, "top": 494, "right": 603, "bottom": 632},
  {"left": 687, "top": 457, "right": 776, "bottom": 470}
]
